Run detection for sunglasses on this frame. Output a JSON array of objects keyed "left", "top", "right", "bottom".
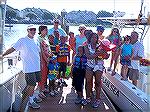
[
  {"left": 98, "top": 30, "right": 104, "bottom": 32},
  {"left": 79, "top": 29, "right": 85, "bottom": 31},
  {"left": 54, "top": 22, "right": 59, "bottom": 24},
  {"left": 113, "top": 30, "right": 118, "bottom": 33},
  {"left": 29, "top": 28, "right": 36, "bottom": 31},
  {"left": 124, "top": 38, "right": 130, "bottom": 41}
]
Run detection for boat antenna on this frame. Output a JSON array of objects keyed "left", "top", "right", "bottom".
[{"left": 137, "top": 0, "right": 144, "bottom": 25}]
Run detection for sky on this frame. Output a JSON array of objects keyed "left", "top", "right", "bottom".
[{"left": 6, "top": 0, "right": 150, "bottom": 17}]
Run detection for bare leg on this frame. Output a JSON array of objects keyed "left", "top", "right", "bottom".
[
  {"left": 85, "top": 68, "right": 93, "bottom": 99},
  {"left": 109, "top": 52, "right": 115, "bottom": 69},
  {"left": 95, "top": 71, "right": 103, "bottom": 100},
  {"left": 19, "top": 85, "right": 35, "bottom": 111},
  {"left": 123, "top": 65, "right": 128, "bottom": 79}
]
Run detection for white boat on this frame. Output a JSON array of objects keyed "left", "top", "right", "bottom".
[
  {"left": 98, "top": 0, "right": 150, "bottom": 111},
  {"left": 0, "top": 0, "right": 150, "bottom": 112},
  {"left": 0, "top": 1, "right": 26, "bottom": 112}
]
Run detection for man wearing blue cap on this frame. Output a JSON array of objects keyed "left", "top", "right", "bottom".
[{"left": 96, "top": 25, "right": 105, "bottom": 41}]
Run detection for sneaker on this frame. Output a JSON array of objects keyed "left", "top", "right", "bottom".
[
  {"left": 92, "top": 99, "right": 100, "bottom": 108},
  {"left": 121, "top": 77, "right": 128, "bottom": 81},
  {"left": 43, "top": 88, "right": 49, "bottom": 93},
  {"left": 29, "top": 101, "right": 40, "bottom": 109},
  {"left": 33, "top": 97, "right": 42, "bottom": 103},
  {"left": 39, "top": 92, "right": 46, "bottom": 99},
  {"left": 111, "top": 71, "right": 116, "bottom": 76},
  {"left": 49, "top": 91, "right": 55, "bottom": 96},
  {"left": 75, "top": 97, "right": 82, "bottom": 104},
  {"left": 81, "top": 98, "right": 91, "bottom": 106},
  {"left": 107, "top": 67, "right": 111, "bottom": 71}
]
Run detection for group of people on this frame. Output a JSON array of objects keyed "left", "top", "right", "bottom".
[{"left": 0, "top": 18, "right": 144, "bottom": 111}]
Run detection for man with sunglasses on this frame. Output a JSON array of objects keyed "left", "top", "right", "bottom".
[
  {"left": 48, "top": 19, "right": 67, "bottom": 41},
  {"left": 1, "top": 25, "right": 41, "bottom": 111}
]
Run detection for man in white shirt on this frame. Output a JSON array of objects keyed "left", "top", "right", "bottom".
[
  {"left": 1, "top": 25, "right": 42, "bottom": 111},
  {"left": 128, "top": 31, "right": 144, "bottom": 86}
]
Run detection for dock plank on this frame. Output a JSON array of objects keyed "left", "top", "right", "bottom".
[{"left": 29, "top": 78, "right": 116, "bottom": 112}]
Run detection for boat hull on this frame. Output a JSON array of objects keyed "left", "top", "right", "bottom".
[
  {"left": 102, "top": 71, "right": 149, "bottom": 112},
  {"left": 0, "top": 70, "right": 26, "bottom": 112}
]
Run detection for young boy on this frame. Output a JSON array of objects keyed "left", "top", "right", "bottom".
[
  {"left": 120, "top": 35, "right": 133, "bottom": 80},
  {"left": 71, "top": 46, "right": 87, "bottom": 104},
  {"left": 48, "top": 56, "right": 59, "bottom": 96},
  {"left": 56, "top": 35, "right": 71, "bottom": 87}
]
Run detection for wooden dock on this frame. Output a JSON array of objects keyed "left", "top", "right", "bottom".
[{"left": 29, "top": 78, "right": 117, "bottom": 112}]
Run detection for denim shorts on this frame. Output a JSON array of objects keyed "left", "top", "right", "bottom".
[
  {"left": 120, "top": 58, "right": 131, "bottom": 66},
  {"left": 25, "top": 71, "right": 41, "bottom": 86}
]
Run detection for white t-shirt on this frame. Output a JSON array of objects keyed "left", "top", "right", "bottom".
[
  {"left": 131, "top": 41, "right": 144, "bottom": 70},
  {"left": 13, "top": 36, "right": 41, "bottom": 73}
]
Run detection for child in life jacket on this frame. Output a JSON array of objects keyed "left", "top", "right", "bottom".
[
  {"left": 48, "top": 56, "right": 59, "bottom": 96},
  {"left": 71, "top": 45, "right": 87, "bottom": 104},
  {"left": 93, "top": 39, "right": 116, "bottom": 72},
  {"left": 56, "top": 35, "right": 71, "bottom": 87}
]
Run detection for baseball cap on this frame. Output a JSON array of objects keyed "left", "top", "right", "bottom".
[
  {"left": 27, "top": 24, "right": 36, "bottom": 30},
  {"left": 96, "top": 25, "right": 105, "bottom": 31},
  {"left": 78, "top": 24, "right": 86, "bottom": 30}
]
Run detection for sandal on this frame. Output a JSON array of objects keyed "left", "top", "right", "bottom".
[{"left": 111, "top": 71, "right": 116, "bottom": 76}]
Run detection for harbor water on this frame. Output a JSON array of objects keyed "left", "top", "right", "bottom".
[{"left": 4, "top": 24, "right": 150, "bottom": 55}]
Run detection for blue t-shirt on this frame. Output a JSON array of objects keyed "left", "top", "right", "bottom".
[
  {"left": 75, "top": 35, "right": 87, "bottom": 52},
  {"left": 121, "top": 43, "right": 133, "bottom": 57},
  {"left": 48, "top": 27, "right": 67, "bottom": 37}
]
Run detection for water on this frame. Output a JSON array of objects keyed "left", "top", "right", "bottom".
[{"left": 4, "top": 24, "right": 150, "bottom": 56}]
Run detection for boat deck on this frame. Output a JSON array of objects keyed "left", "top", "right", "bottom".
[{"left": 29, "top": 78, "right": 117, "bottom": 112}]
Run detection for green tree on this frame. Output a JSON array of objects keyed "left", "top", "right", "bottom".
[
  {"left": 6, "top": 10, "right": 17, "bottom": 19},
  {"left": 97, "top": 10, "right": 113, "bottom": 18},
  {"left": 26, "top": 13, "right": 37, "bottom": 20},
  {"left": 43, "top": 12, "right": 53, "bottom": 20}
]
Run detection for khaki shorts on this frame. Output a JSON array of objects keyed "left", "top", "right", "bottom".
[
  {"left": 25, "top": 71, "right": 41, "bottom": 86},
  {"left": 128, "top": 68, "right": 139, "bottom": 80}
]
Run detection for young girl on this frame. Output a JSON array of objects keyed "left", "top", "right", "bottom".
[
  {"left": 69, "top": 32, "right": 76, "bottom": 60},
  {"left": 120, "top": 35, "right": 133, "bottom": 80},
  {"left": 71, "top": 45, "right": 87, "bottom": 104},
  {"left": 48, "top": 56, "right": 59, "bottom": 96},
  {"left": 106, "top": 28, "right": 121, "bottom": 76},
  {"left": 38, "top": 25, "right": 50, "bottom": 98}
]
